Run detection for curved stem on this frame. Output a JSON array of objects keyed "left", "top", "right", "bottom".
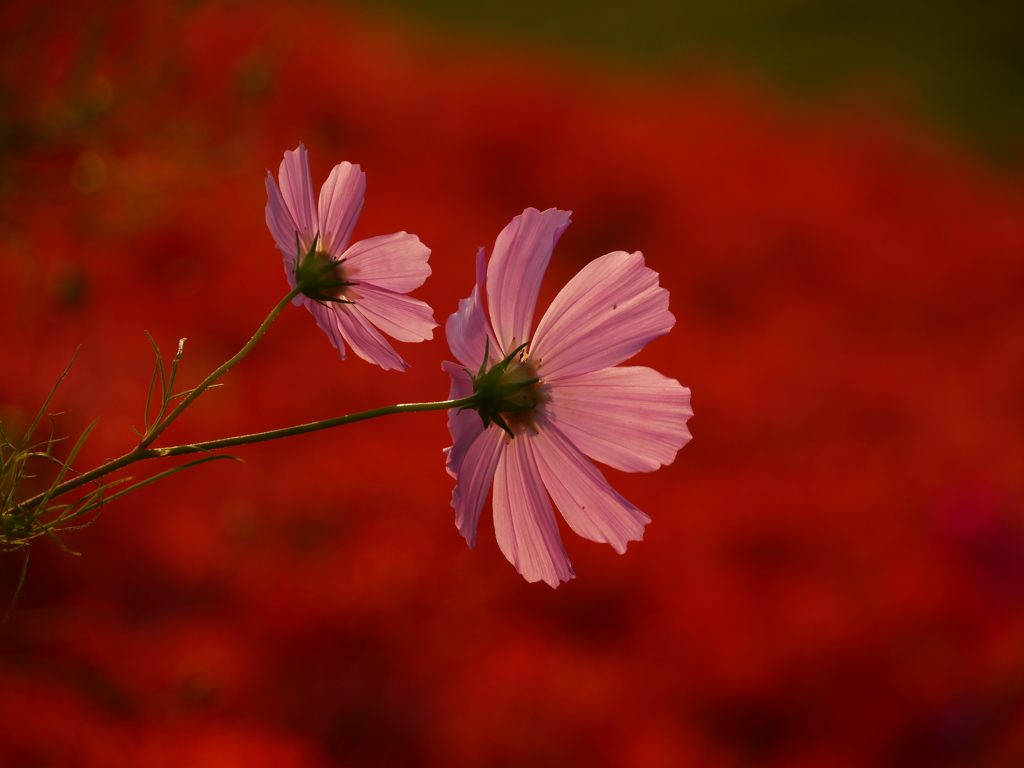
[
  {"left": 18, "top": 395, "right": 477, "bottom": 511},
  {"left": 138, "top": 286, "right": 302, "bottom": 450}
]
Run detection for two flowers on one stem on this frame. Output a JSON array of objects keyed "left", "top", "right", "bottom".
[{"left": 266, "top": 144, "right": 692, "bottom": 587}]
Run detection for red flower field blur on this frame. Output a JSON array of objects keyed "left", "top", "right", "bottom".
[{"left": 2, "top": 1, "right": 1024, "bottom": 765}]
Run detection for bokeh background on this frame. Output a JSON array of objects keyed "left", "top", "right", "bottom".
[{"left": 2, "top": 0, "right": 1024, "bottom": 765}]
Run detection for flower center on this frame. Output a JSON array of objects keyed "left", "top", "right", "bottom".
[
  {"left": 497, "top": 355, "right": 549, "bottom": 436},
  {"left": 294, "top": 234, "right": 358, "bottom": 304},
  {"left": 466, "top": 341, "right": 549, "bottom": 438}
]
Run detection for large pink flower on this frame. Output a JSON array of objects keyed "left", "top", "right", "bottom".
[
  {"left": 265, "top": 144, "right": 436, "bottom": 370},
  {"left": 443, "top": 207, "right": 692, "bottom": 586}
]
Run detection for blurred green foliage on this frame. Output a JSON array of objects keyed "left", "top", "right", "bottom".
[{"left": 361, "top": 0, "right": 1024, "bottom": 159}]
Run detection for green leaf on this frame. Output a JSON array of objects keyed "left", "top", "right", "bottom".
[
  {"left": 33, "top": 418, "right": 100, "bottom": 518},
  {"left": 22, "top": 349, "right": 78, "bottom": 450},
  {"left": 69, "top": 454, "right": 241, "bottom": 519},
  {"left": 3, "top": 546, "right": 30, "bottom": 623},
  {"left": 143, "top": 331, "right": 167, "bottom": 432}
]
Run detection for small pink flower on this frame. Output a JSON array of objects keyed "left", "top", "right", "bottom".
[
  {"left": 265, "top": 144, "right": 436, "bottom": 370},
  {"left": 444, "top": 207, "right": 692, "bottom": 586}
]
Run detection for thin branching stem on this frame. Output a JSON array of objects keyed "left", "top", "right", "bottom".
[
  {"left": 138, "top": 286, "right": 302, "bottom": 449},
  {"left": 7, "top": 286, "right": 478, "bottom": 549}
]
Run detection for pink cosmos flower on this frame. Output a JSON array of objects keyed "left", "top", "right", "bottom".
[
  {"left": 265, "top": 144, "right": 436, "bottom": 370},
  {"left": 443, "top": 207, "right": 692, "bottom": 586}
]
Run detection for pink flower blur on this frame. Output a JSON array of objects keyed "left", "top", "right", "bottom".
[
  {"left": 443, "top": 207, "right": 693, "bottom": 586},
  {"left": 265, "top": 143, "right": 436, "bottom": 370}
]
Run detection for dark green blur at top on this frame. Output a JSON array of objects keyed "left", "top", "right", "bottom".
[{"left": 357, "top": 0, "right": 1024, "bottom": 161}]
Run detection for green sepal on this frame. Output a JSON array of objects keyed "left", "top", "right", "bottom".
[
  {"left": 293, "top": 232, "right": 358, "bottom": 304},
  {"left": 461, "top": 339, "right": 540, "bottom": 439}
]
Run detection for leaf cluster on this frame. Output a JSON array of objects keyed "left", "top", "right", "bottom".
[
  {"left": 0, "top": 352, "right": 109, "bottom": 556},
  {"left": 2, "top": 340, "right": 240, "bottom": 615}
]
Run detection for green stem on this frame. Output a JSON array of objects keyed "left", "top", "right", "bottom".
[
  {"left": 138, "top": 286, "right": 302, "bottom": 450},
  {"left": 18, "top": 395, "right": 477, "bottom": 511},
  {"left": 153, "top": 396, "right": 477, "bottom": 455}
]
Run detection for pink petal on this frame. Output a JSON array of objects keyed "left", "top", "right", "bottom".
[
  {"left": 265, "top": 173, "right": 300, "bottom": 261},
  {"left": 440, "top": 360, "right": 483, "bottom": 468},
  {"left": 529, "top": 423, "right": 650, "bottom": 553},
  {"left": 486, "top": 208, "right": 571, "bottom": 353},
  {"left": 445, "top": 247, "right": 496, "bottom": 369},
  {"left": 265, "top": 174, "right": 303, "bottom": 303},
  {"left": 492, "top": 432, "right": 575, "bottom": 587},
  {"left": 342, "top": 232, "right": 431, "bottom": 294},
  {"left": 307, "top": 300, "right": 409, "bottom": 371},
  {"left": 352, "top": 284, "right": 436, "bottom": 343},
  {"left": 532, "top": 250, "right": 674, "bottom": 380},
  {"left": 546, "top": 366, "right": 692, "bottom": 472},
  {"left": 447, "top": 421, "right": 505, "bottom": 548},
  {"left": 442, "top": 360, "right": 486, "bottom": 459},
  {"left": 442, "top": 361, "right": 479, "bottom": 467},
  {"left": 317, "top": 161, "right": 365, "bottom": 257},
  {"left": 277, "top": 144, "right": 319, "bottom": 250},
  {"left": 305, "top": 298, "right": 348, "bottom": 359},
  {"left": 443, "top": 363, "right": 504, "bottom": 548},
  {"left": 442, "top": 360, "right": 475, "bottom": 402}
]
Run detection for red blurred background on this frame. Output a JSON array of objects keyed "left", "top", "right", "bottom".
[{"left": 2, "top": 1, "right": 1024, "bottom": 765}]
